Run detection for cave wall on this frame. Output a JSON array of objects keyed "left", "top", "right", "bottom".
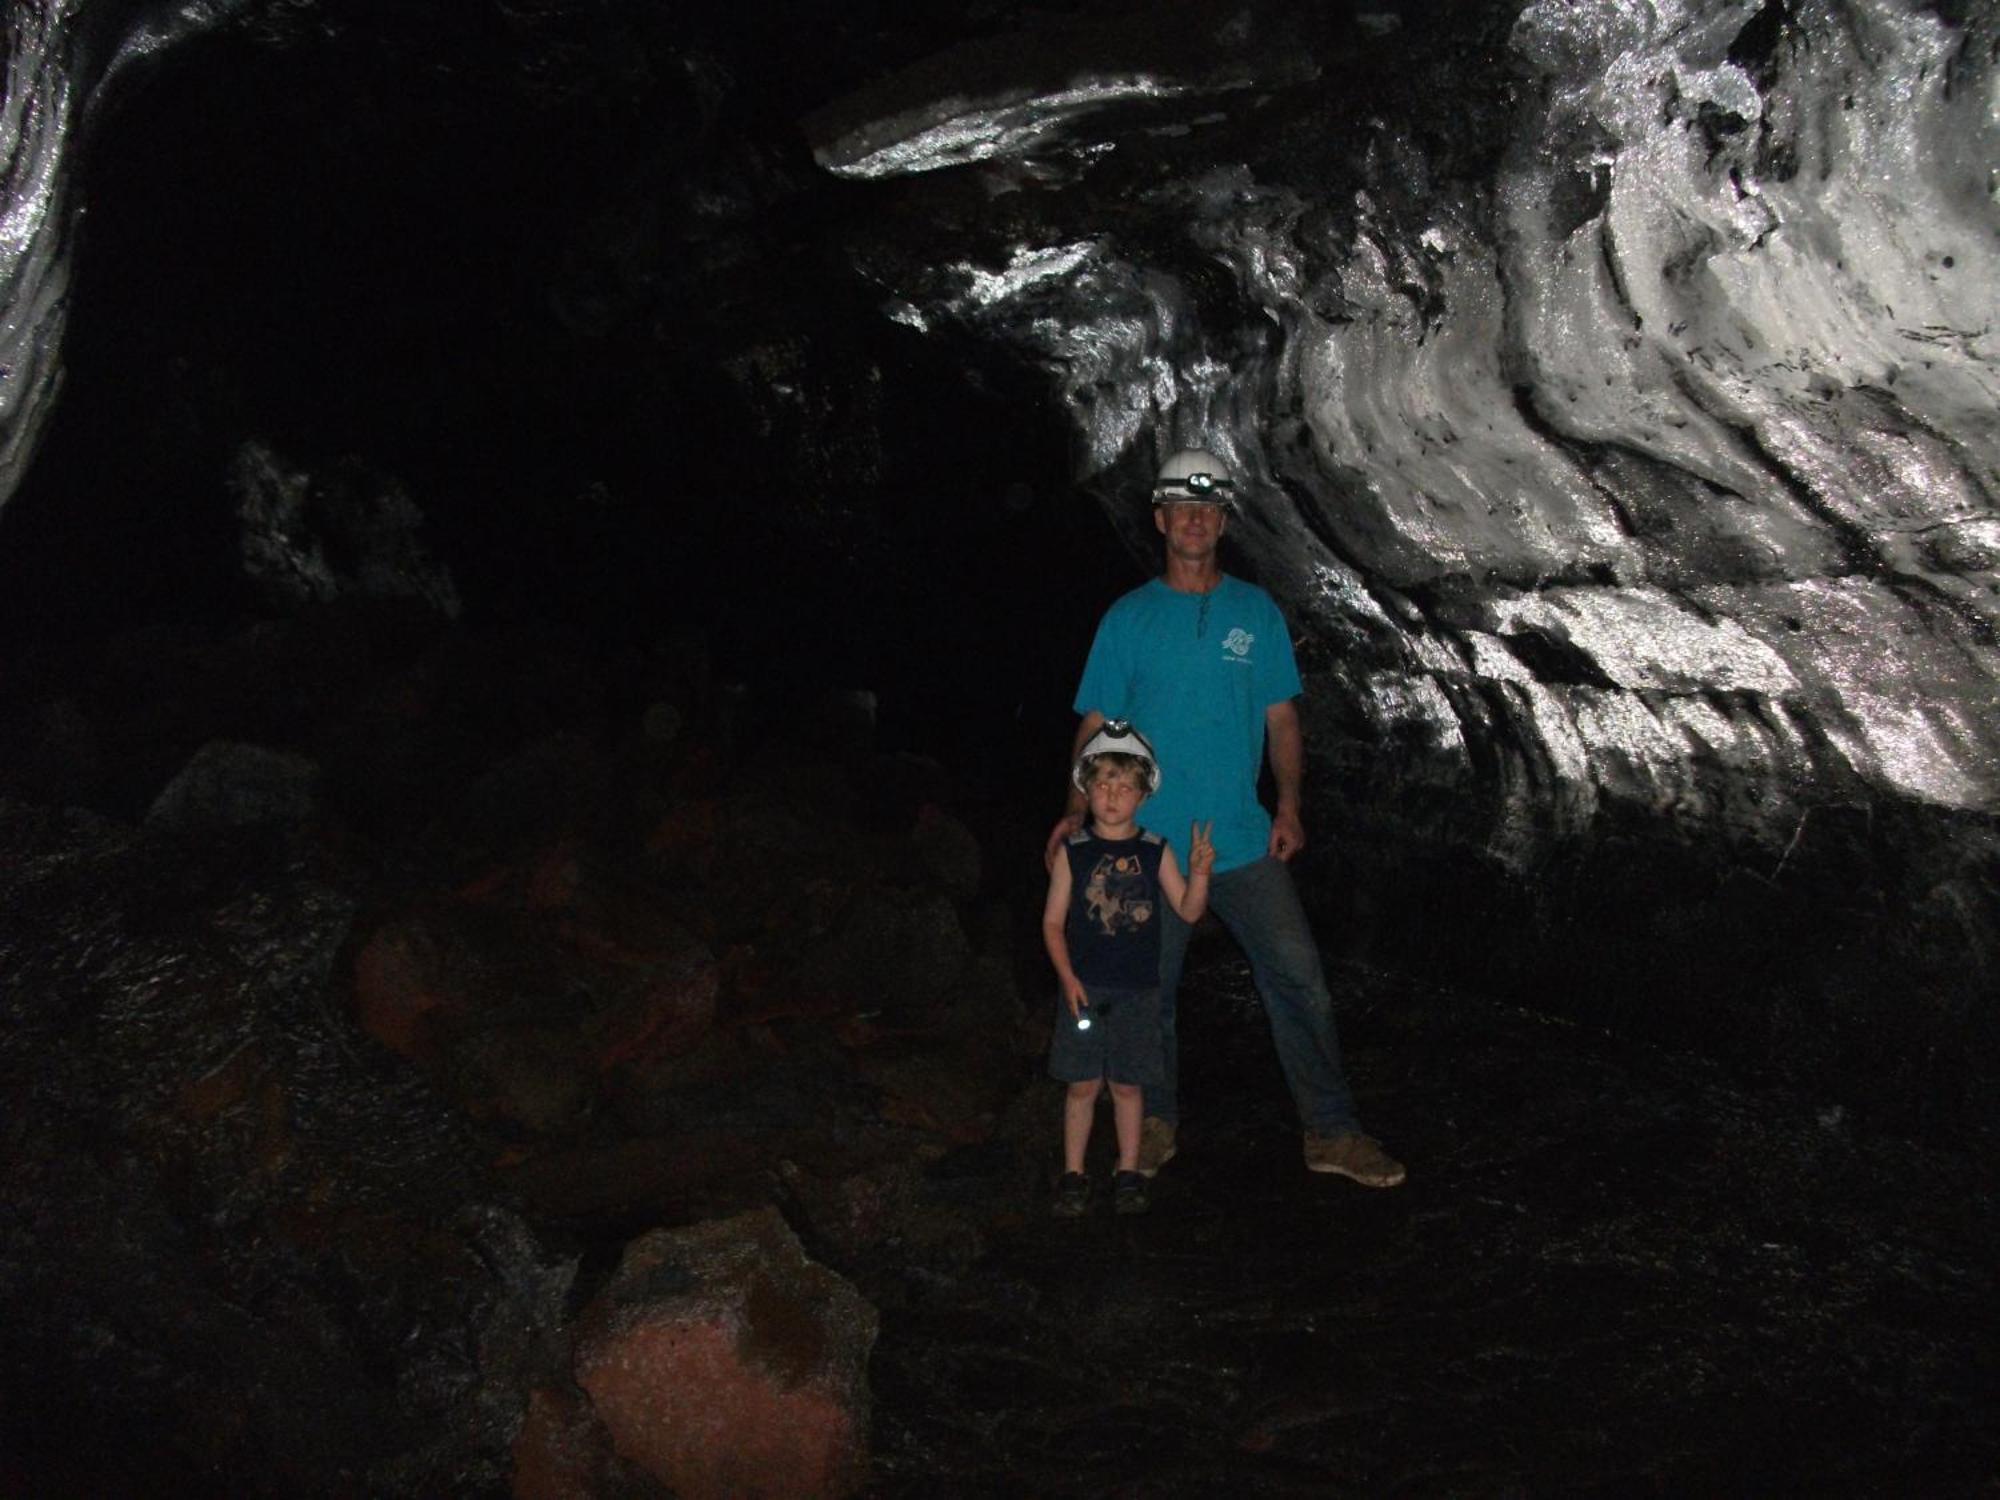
[
  {"left": 808, "top": 0, "right": 2000, "bottom": 1129},
  {"left": 3, "top": 0, "right": 1997, "bottom": 1131}
]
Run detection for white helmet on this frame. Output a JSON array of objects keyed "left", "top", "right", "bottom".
[
  {"left": 1152, "top": 448, "right": 1237, "bottom": 506},
  {"left": 1071, "top": 719, "right": 1162, "bottom": 794}
]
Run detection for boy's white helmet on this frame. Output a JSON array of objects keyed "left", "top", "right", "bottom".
[
  {"left": 1152, "top": 448, "right": 1236, "bottom": 506},
  {"left": 1072, "top": 719, "right": 1162, "bottom": 794}
]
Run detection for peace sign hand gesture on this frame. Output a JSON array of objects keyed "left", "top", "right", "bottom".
[{"left": 1186, "top": 819, "right": 1215, "bottom": 877}]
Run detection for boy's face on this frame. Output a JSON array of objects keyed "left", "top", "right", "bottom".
[{"left": 1086, "top": 764, "right": 1146, "bottom": 826}]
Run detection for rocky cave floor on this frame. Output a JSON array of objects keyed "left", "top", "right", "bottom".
[
  {"left": 1, "top": 608, "right": 1995, "bottom": 1496},
  {"left": 860, "top": 954, "right": 1999, "bottom": 1498}
]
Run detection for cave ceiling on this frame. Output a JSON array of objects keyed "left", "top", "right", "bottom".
[{"left": 3, "top": 0, "right": 1998, "bottom": 839}]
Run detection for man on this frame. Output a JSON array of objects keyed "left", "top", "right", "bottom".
[{"left": 1045, "top": 448, "right": 1405, "bottom": 1187}]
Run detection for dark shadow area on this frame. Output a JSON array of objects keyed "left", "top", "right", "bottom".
[
  {"left": 3, "top": 1, "right": 1998, "bottom": 1493},
  {"left": 0, "top": 9, "right": 1132, "bottom": 806},
  {"left": 863, "top": 945, "right": 2000, "bottom": 1497}
]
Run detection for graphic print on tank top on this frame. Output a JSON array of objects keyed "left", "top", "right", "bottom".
[{"left": 1083, "top": 852, "right": 1156, "bottom": 935}]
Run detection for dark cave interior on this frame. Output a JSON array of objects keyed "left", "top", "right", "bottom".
[
  {"left": 1, "top": 1, "right": 1997, "bottom": 1494},
  {"left": 0, "top": 12, "right": 1125, "bottom": 787}
]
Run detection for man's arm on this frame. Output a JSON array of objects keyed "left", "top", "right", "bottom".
[
  {"left": 1043, "top": 709, "right": 1105, "bottom": 868},
  {"left": 1265, "top": 697, "right": 1306, "bottom": 860}
]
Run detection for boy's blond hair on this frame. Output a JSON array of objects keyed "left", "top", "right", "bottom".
[{"left": 1080, "top": 750, "right": 1156, "bottom": 797}]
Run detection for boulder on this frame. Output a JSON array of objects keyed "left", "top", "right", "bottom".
[
  {"left": 588, "top": 949, "right": 719, "bottom": 1070},
  {"left": 145, "top": 739, "right": 320, "bottom": 832},
  {"left": 794, "top": 887, "right": 970, "bottom": 1027},
  {"left": 567, "top": 1208, "right": 876, "bottom": 1499},
  {"left": 509, "top": 1384, "right": 631, "bottom": 1500},
  {"left": 909, "top": 802, "right": 981, "bottom": 901},
  {"left": 448, "top": 1024, "right": 594, "bottom": 1137},
  {"left": 351, "top": 915, "right": 458, "bottom": 1060}
]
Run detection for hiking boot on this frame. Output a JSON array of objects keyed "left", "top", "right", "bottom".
[
  {"left": 1113, "top": 1170, "right": 1151, "bottom": 1216},
  {"left": 1051, "top": 1171, "right": 1092, "bottom": 1218},
  {"left": 1135, "top": 1117, "right": 1177, "bottom": 1178},
  {"left": 1303, "top": 1131, "right": 1406, "bottom": 1187}
]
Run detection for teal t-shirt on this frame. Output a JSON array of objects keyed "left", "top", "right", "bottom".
[{"left": 1073, "top": 575, "right": 1303, "bottom": 873}]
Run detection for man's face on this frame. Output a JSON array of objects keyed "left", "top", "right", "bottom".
[{"left": 1154, "top": 499, "right": 1227, "bottom": 558}]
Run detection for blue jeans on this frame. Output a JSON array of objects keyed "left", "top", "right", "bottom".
[{"left": 1154, "top": 856, "right": 1359, "bottom": 1136}]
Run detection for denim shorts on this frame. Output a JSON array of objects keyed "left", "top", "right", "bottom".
[{"left": 1047, "top": 983, "right": 1165, "bottom": 1086}]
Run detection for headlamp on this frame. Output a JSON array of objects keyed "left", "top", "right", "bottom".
[
  {"left": 1072, "top": 719, "right": 1161, "bottom": 794},
  {"left": 1154, "top": 471, "right": 1234, "bottom": 501}
]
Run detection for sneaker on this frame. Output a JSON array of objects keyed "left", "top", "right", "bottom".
[
  {"left": 1113, "top": 1169, "right": 1150, "bottom": 1216},
  {"left": 1051, "top": 1171, "right": 1092, "bottom": 1218},
  {"left": 1135, "top": 1117, "right": 1177, "bottom": 1178},
  {"left": 1303, "top": 1131, "right": 1406, "bottom": 1187}
]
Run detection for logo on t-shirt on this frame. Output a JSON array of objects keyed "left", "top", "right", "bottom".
[
  {"left": 1222, "top": 627, "right": 1254, "bottom": 659},
  {"left": 1084, "top": 854, "right": 1155, "bottom": 935}
]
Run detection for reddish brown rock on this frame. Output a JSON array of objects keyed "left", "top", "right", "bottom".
[
  {"left": 451, "top": 1024, "right": 593, "bottom": 1137},
  {"left": 853, "top": 1044, "right": 1003, "bottom": 1145},
  {"left": 167, "top": 1044, "right": 297, "bottom": 1184},
  {"left": 350, "top": 918, "right": 454, "bottom": 1059},
  {"left": 510, "top": 1384, "right": 625, "bottom": 1500},
  {"left": 562, "top": 882, "right": 706, "bottom": 969},
  {"left": 588, "top": 945, "right": 720, "bottom": 1070},
  {"left": 176, "top": 1043, "right": 268, "bottom": 1123},
  {"left": 453, "top": 838, "right": 584, "bottom": 914},
  {"left": 571, "top": 1208, "right": 877, "bottom": 1499},
  {"left": 349, "top": 903, "right": 593, "bottom": 1073},
  {"left": 646, "top": 798, "right": 721, "bottom": 872},
  {"left": 525, "top": 840, "right": 586, "bottom": 913},
  {"left": 909, "top": 801, "right": 981, "bottom": 901},
  {"left": 722, "top": 941, "right": 848, "bottom": 1027},
  {"left": 777, "top": 1158, "right": 922, "bottom": 1263},
  {"left": 595, "top": 1026, "right": 786, "bottom": 1140}
]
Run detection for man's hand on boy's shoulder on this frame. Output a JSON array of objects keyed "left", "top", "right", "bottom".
[{"left": 1044, "top": 810, "right": 1085, "bottom": 869}]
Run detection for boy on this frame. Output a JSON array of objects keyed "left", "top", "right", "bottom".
[{"left": 1042, "top": 720, "right": 1213, "bottom": 1216}]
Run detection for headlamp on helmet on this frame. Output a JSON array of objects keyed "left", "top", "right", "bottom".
[
  {"left": 1071, "top": 719, "right": 1161, "bottom": 795},
  {"left": 1152, "top": 447, "right": 1237, "bottom": 508}
]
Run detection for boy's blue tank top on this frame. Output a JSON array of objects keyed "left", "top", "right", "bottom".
[{"left": 1064, "top": 828, "right": 1166, "bottom": 988}]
